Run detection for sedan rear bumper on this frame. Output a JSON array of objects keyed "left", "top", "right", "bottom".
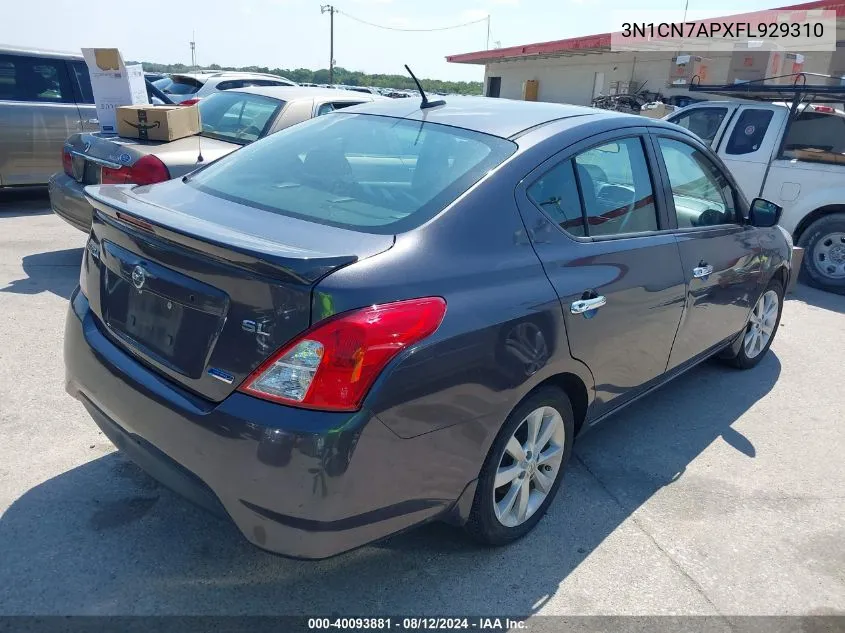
[
  {"left": 64, "top": 289, "right": 476, "bottom": 558},
  {"left": 49, "top": 173, "right": 93, "bottom": 233}
]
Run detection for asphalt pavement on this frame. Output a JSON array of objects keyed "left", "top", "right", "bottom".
[{"left": 0, "top": 189, "right": 843, "bottom": 617}]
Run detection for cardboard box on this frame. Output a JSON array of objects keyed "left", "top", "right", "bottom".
[
  {"left": 726, "top": 46, "right": 805, "bottom": 85},
  {"left": 640, "top": 102, "right": 674, "bottom": 119},
  {"left": 669, "top": 55, "right": 709, "bottom": 86},
  {"left": 116, "top": 104, "right": 201, "bottom": 142},
  {"left": 608, "top": 80, "right": 639, "bottom": 96},
  {"left": 81, "top": 48, "right": 148, "bottom": 133}
]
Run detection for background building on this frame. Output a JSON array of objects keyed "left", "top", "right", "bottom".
[{"left": 447, "top": 0, "right": 845, "bottom": 105}]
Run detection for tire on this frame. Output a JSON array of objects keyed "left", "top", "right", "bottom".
[
  {"left": 723, "top": 278, "right": 784, "bottom": 370},
  {"left": 465, "top": 386, "right": 574, "bottom": 546},
  {"left": 797, "top": 213, "right": 845, "bottom": 295}
]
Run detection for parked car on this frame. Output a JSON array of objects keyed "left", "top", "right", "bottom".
[
  {"left": 144, "top": 72, "right": 167, "bottom": 83},
  {"left": 50, "top": 87, "right": 379, "bottom": 231},
  {"left": 65, "top": 96, "right": 793, "bottom": 559},
  {"left": 0, "top": 45, "right": 172, "bottom": 188},
  {"left": 153, "top": 71, "right": 297, "bottom": 105},
  {"left": 666, "top": 99, "right": 845, "bottom": 294}
]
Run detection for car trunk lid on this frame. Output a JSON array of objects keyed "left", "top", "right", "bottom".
[
  {"left": 82, "top": 180, "right": 394, "bottom": 402},
  {"left": 64, "top": 132, "right": 239, "bottom": 184}
]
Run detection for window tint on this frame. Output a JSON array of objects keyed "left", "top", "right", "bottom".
[
  {"left": 187, "top": 113, "right": 516, "bottom": 234},
  {"left": 0, "top": 55, "right": 71, "bottom": 102},
  {"left": 667, "top": 107, "right": 727, "bottom": 144},
  {"left": 157, "top": 76, "right": 202, "bottom": 95},
  {"left": 725, "top": 109, "right": 774, "bottom": 155},
  {"left": 216, "top": 80, "right": 249, "bottom": 91},
  {"left": 781, "top": 110, "right": 845, "bottom": 164},
  {"left": 197, "top": 91, "right": 282, "bottom": 144},
  {"left": 574, "top": 138, "right": 658, "bottom": 236},
  {"left": 657, "top": 137, "right": 737, "bottom": 228},
  {"left": 527, "top": 160, "right": 586, "bottom": 237},
  {"left": 69, "top": 61, "right": 94, "bottom": 103}
]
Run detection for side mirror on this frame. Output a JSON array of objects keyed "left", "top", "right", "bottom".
[{"left": 749, "top": 198, "right": 782, "bottom": 228}]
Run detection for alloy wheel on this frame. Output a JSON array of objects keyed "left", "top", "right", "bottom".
[
  {"left": 493, "top": 406, "right": 566, "bottom": 528},
  {"left": 744, "top": 289, "right": 779, "bottom": 359}
]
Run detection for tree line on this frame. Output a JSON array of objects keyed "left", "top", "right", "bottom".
[{"left": 136, "top": 62, "right": 483, "bottom": 95}]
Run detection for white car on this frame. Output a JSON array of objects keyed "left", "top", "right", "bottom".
[
  {"left": 666, "top": 99, "right": 845, "bottom": 294},
  {"left": 153, "top": 71, "right": 297, "bottom": 105}
]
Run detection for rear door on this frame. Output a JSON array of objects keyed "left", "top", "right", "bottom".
[
  {"left": 648, "top": 130, "right": 762, "bottom": 370},
  {"left": 0, "top": 53, "right": 80, "bottom": 186},
  {"left": 714, "top": 105, "right": 787, "bottom": 200},
  {"left": 67, "top": 59, "right": 98, "bottom": 133},
  {"left": 516, "top": 128, "right": 686, "bottom": 417}
]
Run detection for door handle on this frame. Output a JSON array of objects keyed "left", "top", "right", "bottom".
[
  {"left": 693, "top": 264, "right": 714, "bottom": 279},
  {"left": 87, "top": 118, "right": 99, "bottom": 125},
  {"left": 570, "top": 295, "right": 607, "bottom": 314}
]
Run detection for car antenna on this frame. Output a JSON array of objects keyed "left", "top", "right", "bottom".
[
  {"left": 194, "top": 103, "right": 204, "bottom": 164},
  {"left": 404, "top": 65, "right": 445, "bottom": 109}
]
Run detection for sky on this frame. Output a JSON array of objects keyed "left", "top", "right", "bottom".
[{"left": 3, "top": 0, "right": 789, "bottom": 82}]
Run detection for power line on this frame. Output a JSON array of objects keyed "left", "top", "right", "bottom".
[{"left": 338, "top": 10, "right": 489, "bottom": 33}]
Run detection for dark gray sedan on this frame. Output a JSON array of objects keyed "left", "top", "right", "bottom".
[
  {"left": 49, "top": 87, "right": 379, "bottom": 231},
  {"left": 64, "top": 96, "right": 793, "bottom": 559}
]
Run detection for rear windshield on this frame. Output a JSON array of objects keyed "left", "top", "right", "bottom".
[
  {"left": 186, "top": 113, "right": 516, "bottom": 234},
  {"left": 197, "top": 91, "right": 282, "bottom": 144},
  {"left": 154, "top": 76, "right": 202, "bottom": 95}
]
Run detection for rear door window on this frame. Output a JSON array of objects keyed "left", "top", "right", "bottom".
[
  {"left": 187, "top": 113, "right": 516, "bottom": 234},
  {"left": 724, "top": 109, "right": 775, "bottom": 155},
  {"left": 0, "top": 54, "right": 73, "bottom": 103},
  {"left": 668, "top": 107, "right": 728, "bottom": 145}
]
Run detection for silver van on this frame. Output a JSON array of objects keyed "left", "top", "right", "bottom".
[{"left": 0, "top": 45, "right": 98, "bottom": 187}]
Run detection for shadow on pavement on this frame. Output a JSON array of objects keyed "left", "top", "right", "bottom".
[
  {"left": 788, "top": 283, "right": 845, "bottom": 314},
  {"left": 0, "top": 187, "right": 51, "bottom": 216},
  {"left": 0, "top": 354, "right": 780, "bottom": 615},
  {"left": 0, "top": 248, "right": 83, "bottom": 300}
]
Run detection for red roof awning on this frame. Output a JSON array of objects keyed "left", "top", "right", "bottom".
[{"left": 447, "top": 0, "right": 845, "bottom": 65}]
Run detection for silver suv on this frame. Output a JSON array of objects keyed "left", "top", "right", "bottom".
[
  {"left": 153, "top": 71, "right": 297, "bottom": 104},
  {"left": 0, "top": 45, "right": 99, "bottom": 187}
]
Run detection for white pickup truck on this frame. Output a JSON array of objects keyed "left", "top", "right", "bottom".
[{"left": 665, "top": 99, "right": 845, "bottom": 294}]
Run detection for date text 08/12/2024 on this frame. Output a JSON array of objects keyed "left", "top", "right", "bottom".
[{"left": 307, "top": 618, "right": 528, "bottom": 630}]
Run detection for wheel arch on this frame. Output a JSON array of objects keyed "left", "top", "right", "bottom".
[
  {"left": 524, "top": 372, "right": 590, "bottom": 438},
  {"left": 793, "top": 205, "right": 845, "bottom": 242}
]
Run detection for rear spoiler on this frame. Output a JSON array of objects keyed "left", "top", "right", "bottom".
[{"left": 84, "top": 185, "right": 357, "bottom": 285}]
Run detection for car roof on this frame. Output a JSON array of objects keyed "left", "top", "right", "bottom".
[
  {"left": 339, "top": 96, "right": 605, "bottom": 139},
  {"left": 172, "top": 71, "right": 294, "bottom": 83},
  {"left": 0, "top": 44, "right": 83, "bottom": 61},
  {"left": 234, "top": 86, "right": 381, "bottom": 101}
]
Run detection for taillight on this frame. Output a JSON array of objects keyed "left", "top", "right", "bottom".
[
  {"left": 811, "top": 104, "right": 835, "bottom": 113},
  {"left": 179, "top": 98, "right": 201, "bottom": 106},
  {"left": 101, "top": 155, "right": 170, "bottom": 185},
  {"left": 239, "top": 297, "right": 447, "bottom": 412},
  {"left": 62, "top": 147, "right": 73, "bottom": 177}
]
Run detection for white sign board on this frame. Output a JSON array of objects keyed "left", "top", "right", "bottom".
[{"left": 81, "top": 48, "right": 148, "bottom": 133}]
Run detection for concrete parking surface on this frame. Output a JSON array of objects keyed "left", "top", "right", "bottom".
[{"left": 0, "top": 189, "right": 843, "bottom": 617}]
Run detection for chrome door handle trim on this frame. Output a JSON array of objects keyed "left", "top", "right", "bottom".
[
  {"left": 693, "top": 265, "right": 714, "bottom": 278},
  {"left": 570, "top": 296, "right": 607, "bottom": 314}
]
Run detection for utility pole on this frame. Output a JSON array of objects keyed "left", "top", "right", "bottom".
[
  {"left": 190, "top": 31, "right": 196, "bottom": 69},
  {"left": 486, "top": 15, "right": 491, "bottom": 50},
  {"left": 321, "top": 5, "right": 337, "bottom": 84}
]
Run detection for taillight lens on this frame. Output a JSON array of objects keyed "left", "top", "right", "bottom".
[
  {"left": 179, "top": 98, "right": 201, "bottom": 106},
  {"left": 62, "top": 147, "right": 73, "bottom": 177},
  {"left": 239, "top": 297, "right": 447, "bottom": 412},
  {"left": 101, "top": 155, "right": 170, "bottom": 185}
]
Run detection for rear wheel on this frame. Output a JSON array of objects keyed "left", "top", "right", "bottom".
[
  {"left": 723, "top": 278, "right": 784, "bottom": 370},
  {"left": 797, "top": 213, "right": 845, "bottom": 295},
  {"left": 465, "top": 387, "right": 574, "bottom": 546}
]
